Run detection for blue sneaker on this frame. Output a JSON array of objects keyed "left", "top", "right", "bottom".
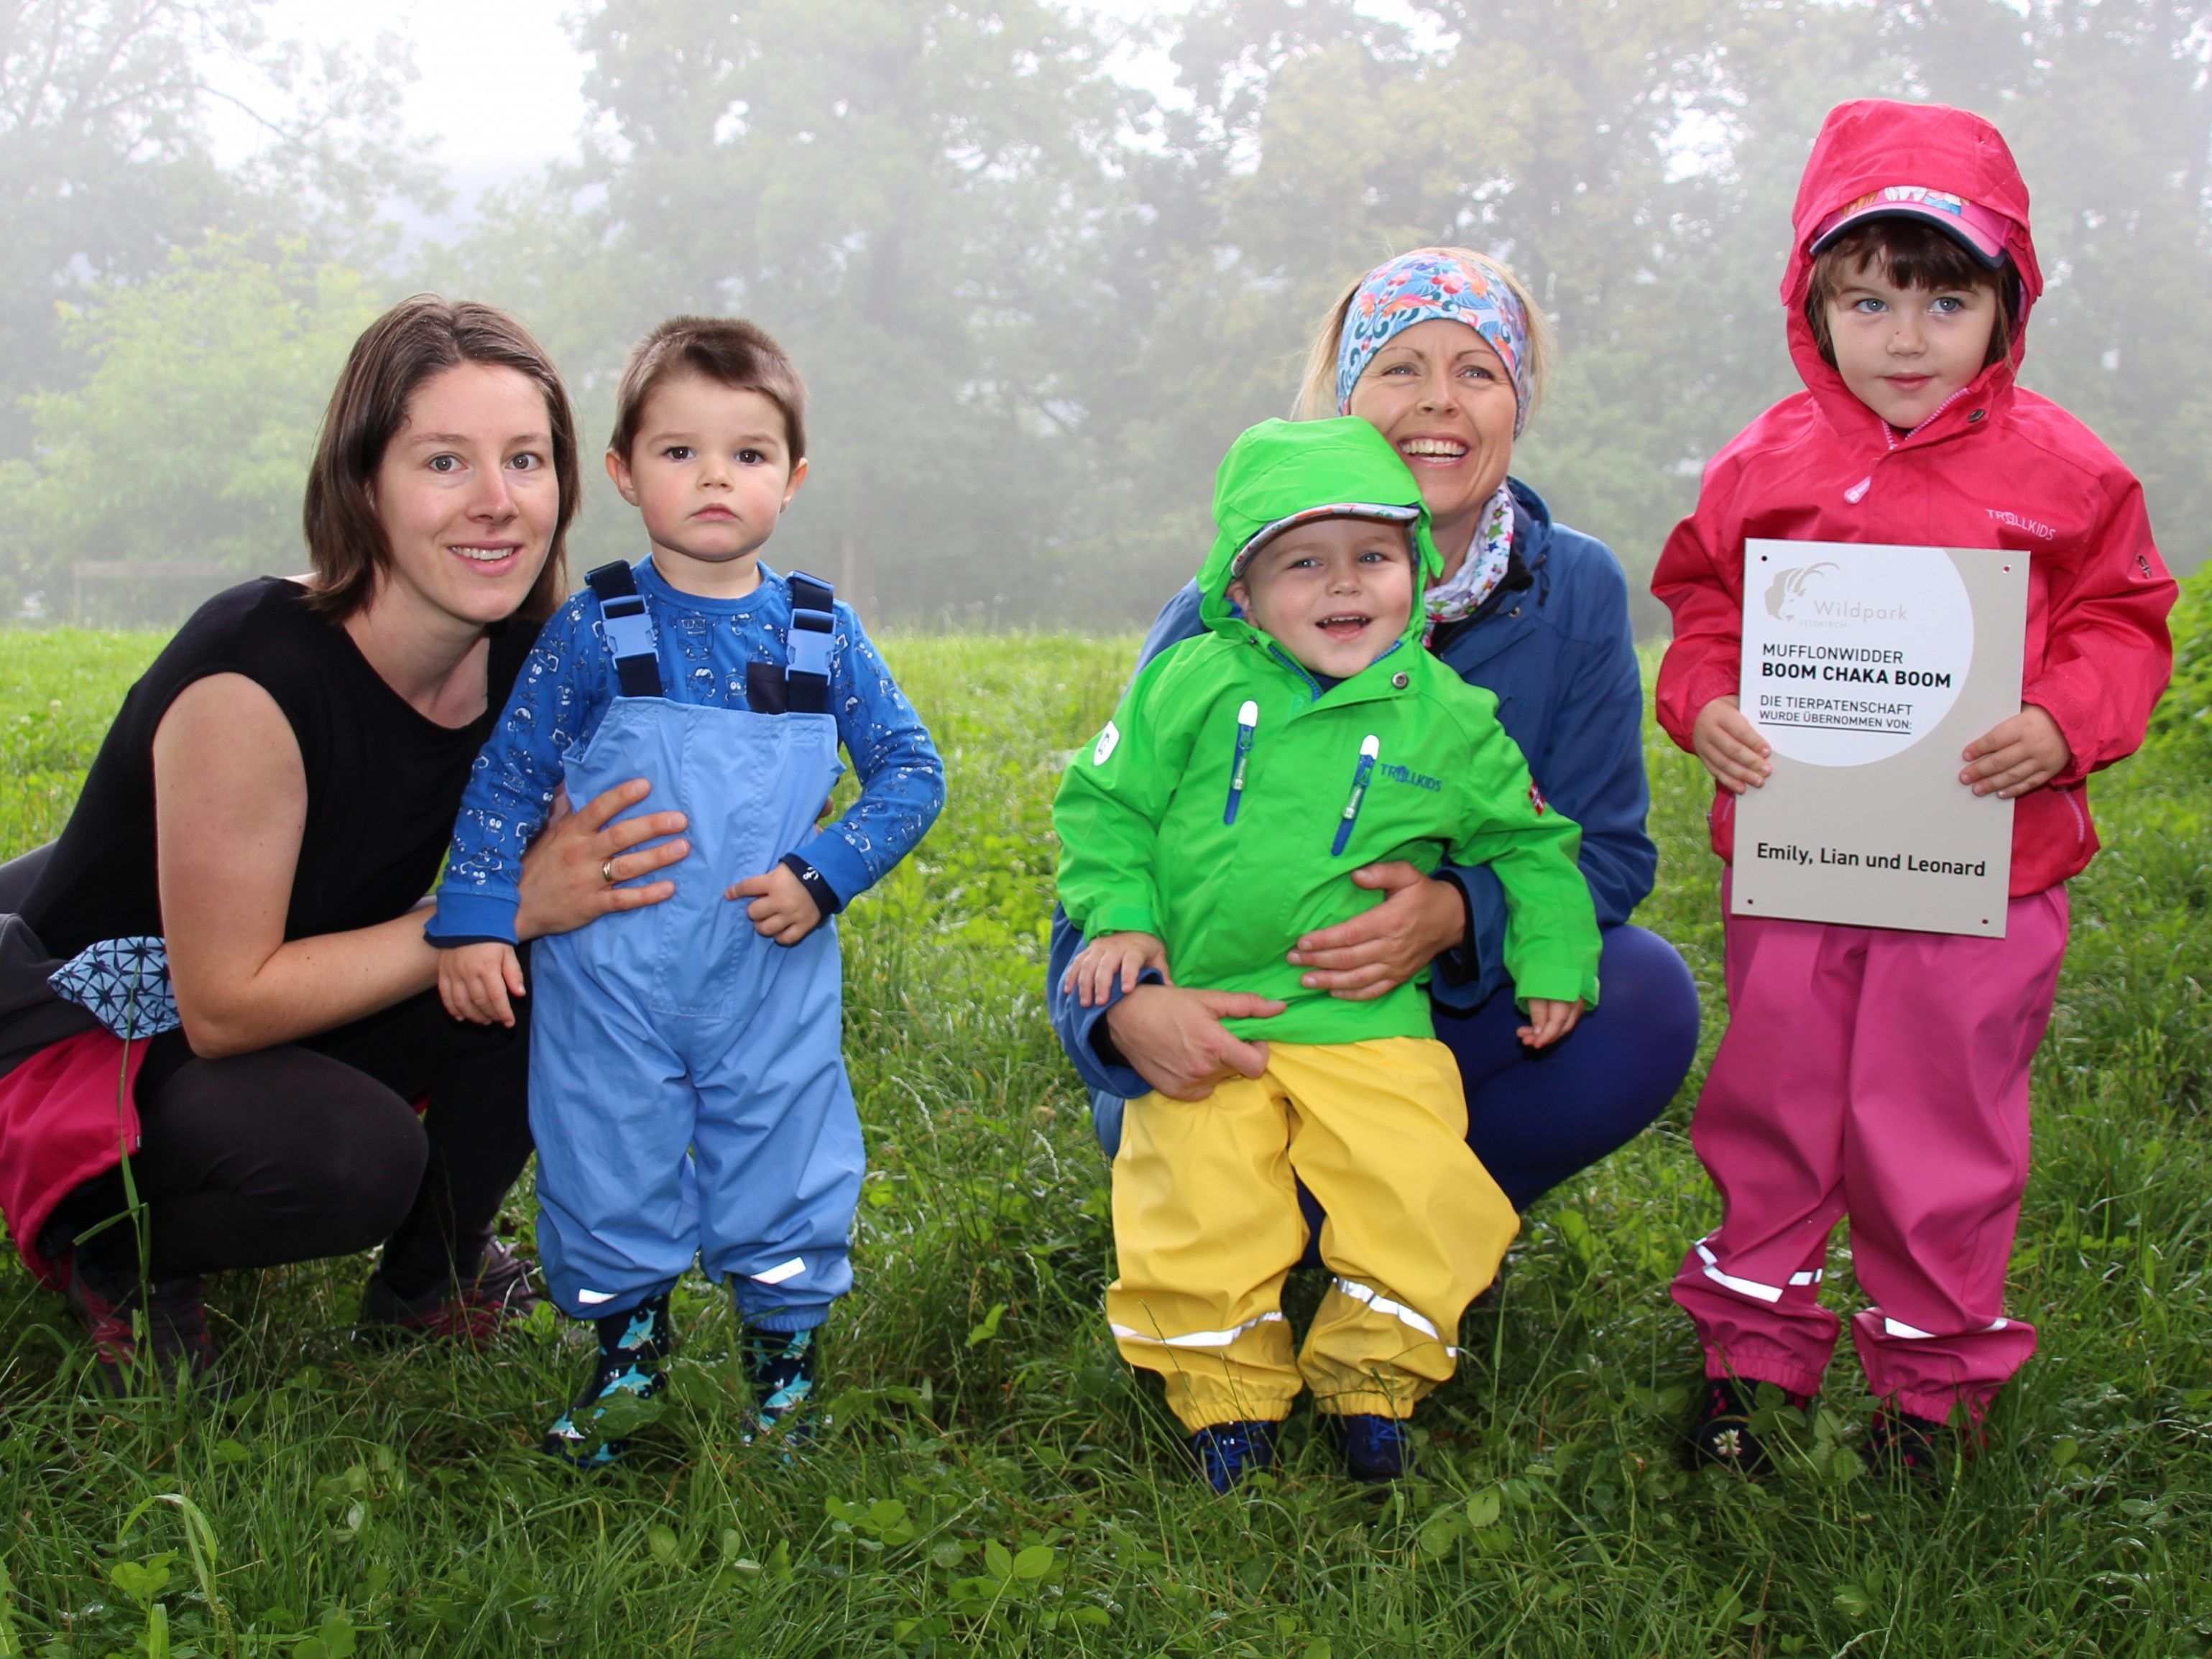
[
  {"left": 1329, "top": 1413, "right": 1413, "bottom": 1482},
  {"left": 740, "top": 1326, "right": 819, "bottom": 1445},
  {"left": 1189, "top": 1420, "right": 1281, "bottom": 1493},
  {"left": 544, "top": 1293, "right": 673, "bottom": 1470}
]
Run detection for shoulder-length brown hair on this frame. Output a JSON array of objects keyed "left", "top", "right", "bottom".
[{"left": 303, "top": 296, "right": 579, "bottom": 623}]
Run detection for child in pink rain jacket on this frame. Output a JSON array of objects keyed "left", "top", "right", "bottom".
[{"left": 1651, "top": 98, "right": 2174, "bottom": 1479}]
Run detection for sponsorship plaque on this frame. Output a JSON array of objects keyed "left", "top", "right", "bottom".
[{"left": 1731, "top": 540, "right": 2027, "bottom": 937}]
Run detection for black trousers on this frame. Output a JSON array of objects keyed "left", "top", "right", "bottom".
[{"left": 50, "top": 982, "right": 533, "bottom": 1296}]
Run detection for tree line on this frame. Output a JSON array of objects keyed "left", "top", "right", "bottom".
[{"left": 4, "top": 0, "right": 2208, "bottom": 629}]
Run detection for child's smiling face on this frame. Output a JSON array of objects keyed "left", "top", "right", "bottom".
[
  {"left": 1823, "top": 257, "right": 2001, "bottom": 430},
  {"left": 1227, "top": 517, "right": 1416, "bottom": 680},
  {"left": 606, "top": 374, "right": 808, "bottom": 598}
]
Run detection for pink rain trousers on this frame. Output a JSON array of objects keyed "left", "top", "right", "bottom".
[{"left": 1672, "top": 885, "right": 2069, "bottom": 1423}]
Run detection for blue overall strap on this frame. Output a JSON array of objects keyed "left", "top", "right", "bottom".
[
  {"left": 785, "top": 571, "right": 835, "bottom": 714},
  {"left": 586, "top": 562, "right": 663, "bottom": 699}
]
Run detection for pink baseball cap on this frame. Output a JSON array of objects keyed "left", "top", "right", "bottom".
[{"left": 1810, "top": 185, "right": 2010, "bottom": 268}]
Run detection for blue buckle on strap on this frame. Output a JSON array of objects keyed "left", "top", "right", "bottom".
[
  {"left": 785, "top": 571, "right": 835, "bottom": 711},
  {"left": 586, "top": 562, "right": 663, "bottom": 698}
]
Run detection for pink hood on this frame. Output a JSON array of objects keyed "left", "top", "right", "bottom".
[{"left": 1784, "top": 100, "right": 2042, "bottom": 441}]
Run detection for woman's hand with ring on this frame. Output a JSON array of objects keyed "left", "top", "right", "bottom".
[{"left": 515, "top": 777, "right": 688, "bottom": 941}]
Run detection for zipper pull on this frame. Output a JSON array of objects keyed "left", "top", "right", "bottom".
[
  {"left": 1223, "top": 701, "right": 1259, "bottom": 824},
  {"left": 1331, "top": 734, "right": 1381, "bottom": 856}
]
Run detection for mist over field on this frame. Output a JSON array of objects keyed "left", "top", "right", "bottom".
[{"left": 4, "top": 0, "right": 2208, "bottom": 631}]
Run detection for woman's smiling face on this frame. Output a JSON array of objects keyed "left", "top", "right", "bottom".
[
  {"left": 1344, "top": 318, "right": 1516, "bottom": 563},
  {"left": 371, "top": 361, "right": 561, "bottom": 629}
]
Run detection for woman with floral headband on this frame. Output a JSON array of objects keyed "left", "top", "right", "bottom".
[{"left": 1050, "top": 246, "right": 1700, "bottom": 1239}]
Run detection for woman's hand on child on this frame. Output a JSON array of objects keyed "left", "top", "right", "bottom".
[
  {"left": 1692, "top": 696, "right": 1771, "bottom": 794},
  {"left": 1287, "top": 861, "right": 1467, "bottom": 999},
  {"left": 1960, "top": 705, "right": 2070, "bottom": 798},
  {"left": 728, "top": 864, "right": 824, "bottom": 946},
  {"left": 514, "top": 777, "right": 689, "bottom": 942},
  {"left": 1063, "top": 931, "right": 1171, "bottom": 1008},
  {"left": 1517, "top": 998, "right": 1584, "bottom": 1050},
  {"left": 1104, "top": 984, "right": 1282, "bottom": 1101},
  {"left": 440, "top": 942, "right": 526, "bottom": 1027}
]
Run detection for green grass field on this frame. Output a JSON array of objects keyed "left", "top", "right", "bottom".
[{"left": 0, "top": 624, "right": 2206, "bottom": 1658}]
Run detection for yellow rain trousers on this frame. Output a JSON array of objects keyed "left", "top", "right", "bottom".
[{"left": 1107, "top": 1038, "right": 1517, "bottom": 1431}]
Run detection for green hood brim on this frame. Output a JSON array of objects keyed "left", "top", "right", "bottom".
[{"left": 1198, "top": 417, "right": 1440, "bottom": 652}]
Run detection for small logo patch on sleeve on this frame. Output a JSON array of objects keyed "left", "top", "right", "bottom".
[
  {"left": 1093, "top": 721, "right": 1120, "bottom": 765},
  {"left": 1529, "top": 783, "right": 1548, "bottom": 815}
]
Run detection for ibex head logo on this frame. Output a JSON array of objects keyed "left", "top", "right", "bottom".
[{"left": 1764, "top": 561, "right": 1838, "bottom": 622}]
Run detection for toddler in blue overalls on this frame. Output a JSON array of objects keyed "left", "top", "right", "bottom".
[{"left": 428, "top": 317, "right": 945, "bottom": 1464}]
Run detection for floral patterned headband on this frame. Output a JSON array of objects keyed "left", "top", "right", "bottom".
[{"left": 1335, "top": 251, "right": 1531, "bottom": 435}]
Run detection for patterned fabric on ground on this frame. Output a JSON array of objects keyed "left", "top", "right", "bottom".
[{"left": 48, "top": 938, "right": 178, "bottom": 1040}]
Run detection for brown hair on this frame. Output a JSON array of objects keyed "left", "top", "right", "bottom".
[
  {"left": 1805, "top": 218, "right": 2017, "bottom": 369},
  {"left": 1294, "top": 246, "right": 1554, "bottom": 422},
  {"left": 608, "top": 316, "right": 808, "bottom": 463},
  {"left": 303, "top": 296, "right": 579, "bottom": 623}
]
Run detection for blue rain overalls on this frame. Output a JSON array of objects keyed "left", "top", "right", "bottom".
[{"left": 527, "top": 563, "right": 862, "bottom": 1331}]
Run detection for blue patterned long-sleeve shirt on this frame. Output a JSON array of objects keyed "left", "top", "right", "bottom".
[{"left": 427, "top": 560, "right": 945, "bottom": 945}]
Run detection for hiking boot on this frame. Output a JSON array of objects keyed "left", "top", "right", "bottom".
[
  {"left": 544, "top": 1293, "right": 673, "bottom": 1471},
  {"left": 1189, "top": 1420, "right": 1281, "bottom": 1493},
  {"left": 740, "top": 1326, "right": 820, "bottom": 1445},
  {"left": 356, "top": 1237, "right": 541, "bottom": 1346},
  {"left": 1685, "top": 1377, "right": 1810, "bottom": 1477},
  {"left": 1866, "top": 1405, "right": 1948, "bottom": 1487},
  {"left": 60, "top": 1249, "right": 219, "bottom": 1397},
  {"left": 1328, "top": 1413, "right": 1414, "bottom": 1482}
]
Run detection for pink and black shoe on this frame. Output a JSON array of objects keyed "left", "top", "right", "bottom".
[
  {"left": 355, "top": 1237, "right": 542, "bottom": 1346},
  {"left": 1686, "top": 1378, "right": 1812, "bottom": 1477},
  {"left": 59, "top": 1248, "right": 220, "bottom": 1397},
  {"left": 1866, "top": 1405, "right": 1951, "bottom": 1487}
]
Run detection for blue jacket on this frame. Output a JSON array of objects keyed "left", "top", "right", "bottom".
[{"left": 1047, "top": 478, "right": 1655, "bottom": 1098}]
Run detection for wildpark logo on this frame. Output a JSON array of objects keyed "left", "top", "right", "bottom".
[{"left": 1763, "top": 562, "right": 1907, "bottom": 627}]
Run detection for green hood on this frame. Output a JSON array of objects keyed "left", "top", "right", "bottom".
[{"left": 1198, "top": 417, "right": 1441, "bottom": 649}]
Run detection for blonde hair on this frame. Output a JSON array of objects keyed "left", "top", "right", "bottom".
[{"left": 1294, "top": 246, "right": 1555, "bottom": 424}]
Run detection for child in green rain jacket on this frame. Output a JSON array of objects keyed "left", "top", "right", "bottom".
[{"left": 1054, "top": 417, "right": 1599, "bottom": 1492}]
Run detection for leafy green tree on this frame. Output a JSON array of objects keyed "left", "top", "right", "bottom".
[
  {"left": 447, "top": 0, "right": 1141, "bottom": 619},
  {"left": 0, "top": 0, "right": 432, "bottom": 457},
  {"left": 0, "top": 234, "right": 386, "bottom": 613}
]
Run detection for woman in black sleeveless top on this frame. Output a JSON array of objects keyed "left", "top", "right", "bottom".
[{"left": 4, "top": 298, "right": 690, "bottom": 1390}]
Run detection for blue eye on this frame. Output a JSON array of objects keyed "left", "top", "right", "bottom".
[
  {"left": 1931, "top": 295, "right": 1966, "bottom": 315},
  {"left": 1853, "top": 297, "right": 1887, "bottom": 314}
]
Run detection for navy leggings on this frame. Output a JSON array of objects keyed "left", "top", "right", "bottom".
[{"left": 1092, "top": 923, "right": 1700, "bottom": 1232}]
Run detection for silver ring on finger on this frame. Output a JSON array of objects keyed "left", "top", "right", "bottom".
[{"left": 601, "top": 856, "right": 617, "bottom": 886}]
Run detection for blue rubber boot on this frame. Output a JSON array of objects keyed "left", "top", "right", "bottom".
[
  {"left": 1329, "top": 1413, "right": 1414, "bottom": 1482},
  {"left": 543, "top": 1293, "right": 673, "bottom": 1469},
  {"left": 1189, "top": 1420, "right": 1281, "bottom": 1493},
  {"left": 741, "top": 1326, "right": 819, "bottom": 1445}
]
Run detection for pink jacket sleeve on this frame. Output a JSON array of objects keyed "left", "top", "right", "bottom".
[
  {"left": 1651, "top": 463, "right": 1748, "bottom": 754},
  {"left": 2024, "top": 475, "right": 2175, "bottom": 788}
]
